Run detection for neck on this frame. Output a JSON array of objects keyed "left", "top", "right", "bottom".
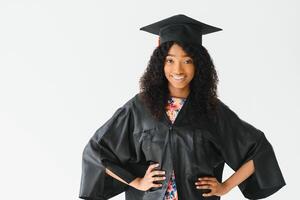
[{"left": 168, "top": 86, "right": 190, "bottom": 99}]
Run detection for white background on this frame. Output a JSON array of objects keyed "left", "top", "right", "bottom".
[{"left": 0, "top": 0, "right": 299, "bottom": 199}]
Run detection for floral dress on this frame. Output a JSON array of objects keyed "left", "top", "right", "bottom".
[{"left": 163, "top": 96, "right": 187, "bottom": 200}]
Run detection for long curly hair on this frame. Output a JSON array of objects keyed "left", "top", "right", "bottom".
[{"left": 139, "top": 41, "right": 220, "bottom": 123}]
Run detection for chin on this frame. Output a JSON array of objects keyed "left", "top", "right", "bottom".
[{"left": 170, "top": 83, "right": 189, "bottom": 89}]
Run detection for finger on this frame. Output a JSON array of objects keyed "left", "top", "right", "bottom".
[
  {"left": 195, "top": 180, "right": 216, "bottom": 186},
  {"left": 202, "top": 191, "right": 214, "bottom": 197},
  {"left": 198, "top": 177, "right": 217, "bottom": 181},
  {"left": 153, "top": 176, "right": 166, "bottom": 182},
  {"left": 152, "top": 183, "right": 163, "bottom": 188},
  {"left": 147, "top": 163, "right": 159, "bottom": 173},
  {"left": 149, "top": 170, "right": 165, "bottom": 177},
  {"left": 196, "top": 184, "right": 211, "bottom": 189}
]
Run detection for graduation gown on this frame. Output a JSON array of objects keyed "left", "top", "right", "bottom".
[{"left": 79, "top": 92, "right": 286, "bottom": 200}]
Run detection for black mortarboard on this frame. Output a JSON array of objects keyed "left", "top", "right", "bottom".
[{"left": 139, "top": 14, "right": 222, "bottom": 46}]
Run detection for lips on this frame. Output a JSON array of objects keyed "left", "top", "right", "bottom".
[{"left": 172, "top": 75, "right": 185, "bottom": 81}]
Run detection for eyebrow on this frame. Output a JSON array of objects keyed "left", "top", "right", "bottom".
[{"left": 167, "top": 53, "right": 191, "bottom": 58}]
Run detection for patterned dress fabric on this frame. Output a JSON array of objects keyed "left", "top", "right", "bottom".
[{"left": 163, "top": 96, "right": 186, "bottom": 200}]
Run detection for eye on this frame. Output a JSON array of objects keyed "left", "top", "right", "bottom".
[
  {"left": 165, "top": 58, "right": 173, "bottom": 63},
  {"left": 184, "top": 59, "right": 193, "bottom": 64}
]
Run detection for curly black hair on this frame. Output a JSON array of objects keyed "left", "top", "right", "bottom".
[{"left": 139, "top": 41, "right": 219, "bottom": 123}]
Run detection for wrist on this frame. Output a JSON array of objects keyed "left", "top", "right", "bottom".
[
  {"left": 129, "top": 177, "right": 141, "bottom": 189},
  {"left": 222, "top": 180, "right": 233, "bottom": 193}
]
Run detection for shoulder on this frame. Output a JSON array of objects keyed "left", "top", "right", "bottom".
[
  {"left": 214, "top": 98, "right": 227, "bottom": 115},
  {"left": 215, "top": 98, "right": 263, "bottom": 137},
  {"left": 114, "top": 92, "right": 156, "bottom": 132},
  {"left": 114, "top": 92, "right": 147, "bottom": 116},
  {"left": 215, "top": 98, "right": 230, "bottom": 111},
  {"left": 119, "top": 92, "right": 141, "bottom": 110},
  {"left": 215, "top": 98, "right": 238, "bottom": 116}
]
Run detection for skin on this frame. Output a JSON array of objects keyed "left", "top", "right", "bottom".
[
  {"left": 163, "top": 43, "right": 195, "bottom": 98},
  {"left": 106, "top": 163, "right": 165, "bottom": 191},
  {"left": 195, "top": 159, "right": 255, "bottom": 197},
  {"left": 106, "top": 42, "right": 256, "bottom": 197}
]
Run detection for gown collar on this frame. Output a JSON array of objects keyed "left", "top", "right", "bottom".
[{"left": 163, "top": 91, "right": 192, "bottom": 127}]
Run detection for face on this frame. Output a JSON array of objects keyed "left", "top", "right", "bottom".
[{"left": 164, "top": 43, "right": 195, "bottom": 97}]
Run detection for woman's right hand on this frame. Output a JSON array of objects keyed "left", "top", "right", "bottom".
[{"left": 129, "top": 163, "right": 166, "bottom": 191}]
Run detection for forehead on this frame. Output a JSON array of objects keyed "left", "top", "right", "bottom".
[{"left": 167, "top": 43, "right": 191, "bottom": 58}]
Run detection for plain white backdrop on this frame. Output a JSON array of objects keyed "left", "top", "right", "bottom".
[{"left": 0, "top": 0, "right": 299, "bottom": 199}]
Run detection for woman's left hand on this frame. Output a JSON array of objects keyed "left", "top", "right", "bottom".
[{"left": 195, "top": 177, "right": 231, "bottom": 197}]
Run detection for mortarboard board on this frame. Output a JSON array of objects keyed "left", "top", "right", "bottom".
[{"left": 139, "top": 14, "right": 222, "bottom": 46}]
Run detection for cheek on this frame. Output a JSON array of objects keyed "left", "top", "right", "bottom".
[
  {"left": 187, "top": 66, "right": 196, "bottom": 77},
  {"left": 164, "top": 65, "right": 171, "bottom": 76}
]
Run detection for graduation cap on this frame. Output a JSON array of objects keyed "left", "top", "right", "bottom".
[{"left": 139, "top": 14, "right": 222, "bottom": 46}]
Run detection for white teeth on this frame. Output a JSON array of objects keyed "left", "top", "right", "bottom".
[
  {"left": 174, "top": 77, "right": 184, "bottom": 80},
  {"left": 172, "top": 75, "right": 185, "bottom": 80}
]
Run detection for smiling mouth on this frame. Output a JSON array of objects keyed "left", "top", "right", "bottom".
[{"left": 172, "top": 75, "right": 186, "bottom": 81}]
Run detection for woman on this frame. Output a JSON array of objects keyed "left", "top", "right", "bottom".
[{"left": 79, "top": 14, "right": 286, "bottom": 200}]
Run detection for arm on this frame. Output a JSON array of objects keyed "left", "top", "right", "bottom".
[
  {"left": 79, "top": 105, "right": 139, "bottom": 199},
  {"left": 105, "top": 168, "right": 141, "bottom": 188},
  {"left": 213, "top": 100, "right": 286, "bottom": 199},
  {"left": 106, "top": 163, "right": 166, "bottom": 191},
  {"left": 223, "top": 159, "right": 255, "bottom": 192},
  {"left": 196, "top": 159, "right": 255, "bottom": 197}
]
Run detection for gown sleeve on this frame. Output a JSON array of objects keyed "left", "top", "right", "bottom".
[
  {"left": 216, "top": 100, "right": 286, "bottom": 199},
  {"left": 79, "top": 105, "right": 139, "bottom": 200}
]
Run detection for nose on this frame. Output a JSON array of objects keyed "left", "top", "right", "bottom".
[{"left": 172, "top": 62, "right": 184, "bottom": 74}]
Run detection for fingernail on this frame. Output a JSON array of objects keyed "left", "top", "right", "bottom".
[{"left": 156, "top": 163, "right": 159, "bottom": 166}]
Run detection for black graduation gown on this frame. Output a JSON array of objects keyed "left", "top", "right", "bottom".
[{"left": 79, "top": 92, "right": 286, "bottom": 200}]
